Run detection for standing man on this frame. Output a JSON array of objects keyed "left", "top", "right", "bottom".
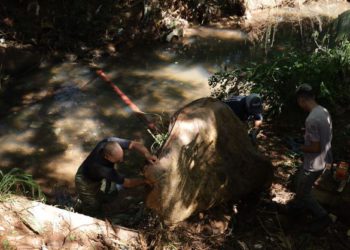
[
  {"left": 75, "top": 137, "right": 157, "bottom": 216},
  {"left": 292, "top": 84, "right": 333, "bottom": 231},
  {"left": 223, "top": 93, "right": 263, "bottom": 142}
]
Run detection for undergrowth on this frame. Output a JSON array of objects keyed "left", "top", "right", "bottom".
[
  {"left": 0, "top": 168, "right": 45, "bottom": 202},
  {"left": 209, "top": 36, "right": 350, "bottom": 116}
]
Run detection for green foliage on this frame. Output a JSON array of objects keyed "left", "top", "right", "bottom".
[
  {"left": 1, "top": 0, "right": 154, "bottom": 50},
  {"left": 0, "top": 168, "right": 45, "bottom": 202},
  {"left": 148, "top": 129, "right": 169, "bottom": 153},
  {"left": 145, "top": 113, "right": 170, "bottom": 153},
  {"left": 210, "top": 38, "right": 350, "bottom": 116}
]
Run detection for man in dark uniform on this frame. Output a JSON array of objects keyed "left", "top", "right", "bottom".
[
  {"left": 75, "top": 137, "right": 157, "bottom": 216},
  {"left": 223, "top": 93, "right": 263, "bottom": 142}
]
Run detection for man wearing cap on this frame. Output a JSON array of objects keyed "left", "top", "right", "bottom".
[
  {"left": 223, "top": 93, "right": 263, "bottom": 142},
  {"left": 75, "top": 137, "right": 157, "bottom": 216},
  {"left": 290, "top": 84, "right": 333, "bottom": 231}
]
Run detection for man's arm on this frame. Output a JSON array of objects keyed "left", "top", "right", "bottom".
[
  {"left": 301, "top": 141, "right": 321, "bottom": 153},
  {"left": 129, "top": 141, "right": 157, "bottom": 164},
  {"left": 98, "top": 167, "right": 150, "bottom": 188},
  {"left": 254, "top": 120, "right": 263, "bottom": 129},
  {"left": 97, "top": 165, "right": 125, "bottom": 184},
  {"left": 123, "top": 178, "right": 149, "bottom": 188},
  {"left": 253, "top": 114, "right": 263, "bottom": 129}
]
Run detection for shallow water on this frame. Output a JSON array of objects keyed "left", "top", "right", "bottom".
[
  {"left": 0, "top": 1, "right": 349, "bottom": 195},
  {"left": 0, "top": 34, "right": 252, "bottom": 193}
]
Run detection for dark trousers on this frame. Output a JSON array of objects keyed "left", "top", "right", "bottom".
[
  {"left": 291, "top": 168, "right": 327, "bottom": 218},
  {"left": 75, "top": 168, "right": 102, "bottom": 216}
]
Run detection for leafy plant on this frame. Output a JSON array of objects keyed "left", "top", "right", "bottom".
[
  {"left": 0, "top": 168, "right": 45, "bottom": 202},
  {"left": 148, "top": 129, "right": 169, "bottom": 153},
  {"left": 209, "top": 37, "right": 350, "bottom": 116},
  {"left": 145, "top": 112, "right": 170, "bottom": 153}
]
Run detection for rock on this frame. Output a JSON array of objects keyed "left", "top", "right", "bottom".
[
  {"left": 254, "top": 243, "right": 264, "bottom": 249},
  {"left": 0, "top": 47, "right": 41, "bottom": 76},
  {"left": 144, "top": 97, "right": 273, "bottom": 225},
  {"left": 166, "top": 28, "right": 183, "bottom": 43},
  {"left": 331, "top": 10, "right": 350, "bottom": 43}
]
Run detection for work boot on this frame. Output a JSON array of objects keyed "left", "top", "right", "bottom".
[{"left": 306, "top": 215, "right": 332, "bottom": 233}]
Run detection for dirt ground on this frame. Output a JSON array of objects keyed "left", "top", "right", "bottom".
[
  {"left": 1, "top": 1, "right": 350, "bottom": 248},
  {"left": 0, "top": 111, "right": 349, "bottom": 250},
  {"left": 133, "top": 116, "right": 350, "bottom": 250},
  {"left": 77, "top": 116, "right": 350, "bottom": 249}
]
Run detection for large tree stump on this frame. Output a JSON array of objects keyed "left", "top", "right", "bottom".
[{"left": 144, "top": 97, "right": 273, "bottom": 225}]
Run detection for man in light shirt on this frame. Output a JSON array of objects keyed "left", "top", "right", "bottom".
[{"left": 290, "top": 84, "right": 333, "bottom": 232}]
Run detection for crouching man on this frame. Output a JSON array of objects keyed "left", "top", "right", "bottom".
[
  {"left": 222, "top": 93, "right": 263, "bottom": 143},
  {"left": 75, "top": 137, "right": 157, "bottom": 216}
]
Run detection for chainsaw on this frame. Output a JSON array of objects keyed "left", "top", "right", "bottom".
[{"left": 331, "top": 161, "right": 350, "bottom": 192}]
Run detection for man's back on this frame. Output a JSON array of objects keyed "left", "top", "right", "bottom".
[
  {"left": 304, "top": 105, "right": 332, "bottom": 171},
  {"left": 223, "top": 95, "right": 263, "bottom": 123},
  {"left": 80, "top": 137, "right": 130, "bottom": 182},
  {"left": 223, "top": 96, "right": 247, "bottom": 121}
]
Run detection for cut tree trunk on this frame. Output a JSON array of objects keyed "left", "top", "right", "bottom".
[
  {"left": 144, "top": 97, "right": 273, "bottom": 225},
  {"left": 0, "top": 196, "right": 145, "bottom": 249}
]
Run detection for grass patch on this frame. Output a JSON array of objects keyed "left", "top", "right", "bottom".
[{"left": 0, "top": 168, "right": 45, "bottom": 202}]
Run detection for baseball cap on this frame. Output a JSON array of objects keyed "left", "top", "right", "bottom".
[
  {"left": 246, "top": 94, "right": 263, "bottom": 115},
  {"left": 296, "top": 84, "right": 313, "bottom": 93}
]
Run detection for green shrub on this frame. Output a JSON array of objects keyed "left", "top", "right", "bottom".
[
  {"left": 209, "top": 38, "right": 350, "bottom": 116},
  {"left": 0, "top": 168, "right": 45, "bottom": 202}
]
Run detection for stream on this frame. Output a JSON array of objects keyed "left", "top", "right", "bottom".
[{"left": 0, "top": 2, "right": 349, "bottom": 198}]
